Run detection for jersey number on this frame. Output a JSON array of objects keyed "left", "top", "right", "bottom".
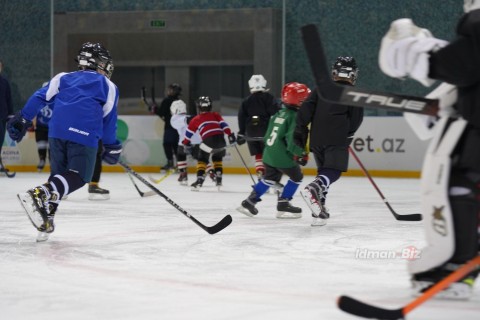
[{"left": 266, "top": 127, "right": 279, "bottom": 146}]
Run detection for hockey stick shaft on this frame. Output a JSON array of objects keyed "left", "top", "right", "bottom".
[
  {"left": 119, "top": 161, "right": 232, "bottom": 234},
  {"left": 338, "top": 255, "right": 480, "bottom": 319},
  {"left": 127, "top": 172, "right": 156, "bottom": 197},
  {"left": 233, "top": 144, "right": 257, "bottom": 185},
  {"left": 348, "top": 147, "right": 422, "bottom": 221},
  {"left": 300, "top": 24, "right": 439, "bottom": 116}
]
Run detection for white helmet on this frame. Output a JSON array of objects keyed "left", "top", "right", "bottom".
[
  {"left": 170, "top": 99, "right": 187, "bottom": 115},
  {"left": 248, "top": 74, "right": 267, "bottom": 93},
  {"left": 464, "top": 0, "right": 480, "bottom": 12}
]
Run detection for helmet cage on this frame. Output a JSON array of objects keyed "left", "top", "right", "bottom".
[
  {"left": 77, "top": 42, "right": 114, "bottom": 79},
  {"left": 196, "top": 96, "right": 212, "bottom": 113},
  {"left": 331, "top": 56, "right": 358, "bottom": 85}
]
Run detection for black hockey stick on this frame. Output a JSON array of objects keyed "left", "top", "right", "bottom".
[
  {"left": 300, "top": 24, "right": 439, "bottom": 116},
  {"left": 127, "top": 172, "right": 156, "bottom": 197},
  {"left": 233, "top": 144, "right": 257, "bottom": 185},
  {"left": 119, "top": 160, "right": 233, "bottom": 234},
  {"left": 338, "top": 255, "right": 480, "bottom": 319},
  {"left": 349, "top": 147, "right": 422, "bottom": 221},
  {"left": 0, "top": 168, "right": 16, "bottom": 178}
]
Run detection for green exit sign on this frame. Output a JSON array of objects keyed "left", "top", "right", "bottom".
[{"left": 150, "top": 20, "right": 166, "bottom": 28}]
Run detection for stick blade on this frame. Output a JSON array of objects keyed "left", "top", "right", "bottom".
[
  {"left": 338, "top": 295, "right": 404, "bottom": 320},
  {"left": 395, "top": 213, "right": 422, "bottom": 221},
  {"left": 205, "top": 214, "right": 233, "bottom": 234}
]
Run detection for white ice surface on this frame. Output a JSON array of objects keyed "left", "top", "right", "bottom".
[{"left": 0, "top": 172, "right": 479, "bottom": 320}]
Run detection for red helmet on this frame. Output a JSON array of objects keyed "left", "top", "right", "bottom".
[{"left": 281, "top": 82, "right": 311, "bottom": 107}]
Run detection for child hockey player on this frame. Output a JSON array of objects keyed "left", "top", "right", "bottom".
[
  {"left": 237, "top": 82, "right": 310, "bottom": 219},
  {"left": 182, "top": 96, "right": 236, "bottom": 190},
  {"left": 8, "top": 42, "right": 121, "bottom": 241}
]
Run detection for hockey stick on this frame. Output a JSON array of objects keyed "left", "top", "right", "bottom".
[
  {"left": 127, "top": 172, "right": 156, "bottom": 197},
  {"left": 348, "top": 147, "right": 422, "bottom": 221},
  {"left": 148, "top": 169, "right": 175, "bottom": 184},
  {"left": 338, "top": 255, "right": 480, "bottom": 319},
  {"left": 199, "top": 142, "right": 235, "bottom": 155},
  {"left": 0, "top": 168, "right": 16, "bottom": 178},
  {"left": 119, "top": 160, "right": 233, "bottom": 234},
  {"left": 300, "top": 24, "right": 439, "bottom": 116},
  {"left": 233, "top": 144, "right": 257, "bottom": 185}
]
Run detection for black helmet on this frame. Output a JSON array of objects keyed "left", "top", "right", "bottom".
[
  {"left": 77, "top": 42, "right": 114, "bottom": 78},
  {"left": 195, "top": 96, "right": 212, "bottom": 112},
  {"left": 331, "top": 56, "right": 358, "bottom": 85},
  {"left": 168, "top": 83, "right": 182, "bottom": 97}
]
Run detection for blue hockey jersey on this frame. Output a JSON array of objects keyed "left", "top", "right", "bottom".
[{"left": 21, "top": 70, "right": 119, "bottom": 147}]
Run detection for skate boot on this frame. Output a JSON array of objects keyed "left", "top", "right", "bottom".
[
  {"left": 411, "top": 263, "right": 480, "bottom": 300},
  {"left": 178, "top": 171, "right": 188, "bottom": 186},
  {"left": 276, "top": 197, "right": 302, "bottom": 219},
  {"left": 300, "top": 181, "right": 329, "bottom": 226},
  {"left": 190, "top": 176, "right": 205, "bottom": 191},
  {"left": 36, "top": 203, "right": 57, "bottom": 242},
  {"left": 37, "top": 159, "right": 46, "bottom": 172},
  {"left": 161, "top": 160, "right": 174, "bottom": 172},
  {"left": 236, "top": 191, "right": 261, "bottom": 217},
  {"left": 215, "top": 172, "right": 222, "bottom": 188},
  {"left": 88, "top": 183, "right": 110, "bottom": 200},
  {"left": 17, "top": 184, "right": 59, "bottom": 235},
  {"left": 206, "top": 164, "right": 216, "bottom": 183}
]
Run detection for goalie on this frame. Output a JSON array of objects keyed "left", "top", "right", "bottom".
[{"left": 379, "top": 1, "right": 480, "bottom": 299}]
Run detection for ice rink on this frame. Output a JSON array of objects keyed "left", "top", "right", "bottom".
[{"left": 1, "top": 171, "right": 479, "bottom": 320}]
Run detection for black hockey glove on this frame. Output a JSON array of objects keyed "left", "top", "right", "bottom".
[
  {"left": 228, "top": 133, "right": 237, "bottom": 145},
  {"left": 102, "top": 140, "right": 123, "bottom": 164},
  {"left": 237, "top": 133, "right": 246, "bottom": 146},
  {"left": 7, "top": 111, "right": 33, "bottom": 143},
  {"left": 293, "top": 153, "right": 309, "bottom": 166}
]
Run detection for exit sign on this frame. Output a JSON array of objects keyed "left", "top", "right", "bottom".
[{"left": 150, "top": 20, "right": 166, "bottom": 28}]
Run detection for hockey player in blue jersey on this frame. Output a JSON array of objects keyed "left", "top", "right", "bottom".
[{"left": 7, "top": 42, "right": 122, "bottom": 241}]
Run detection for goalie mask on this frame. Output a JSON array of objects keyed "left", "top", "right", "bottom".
[
  {"left": 281, "top": 82, "right": 311, "bottom": 108},
  {"left": 331, "top": 56, "right": 358, "bottom": 85},
  {"left": 248, "top": 74, "right": 267, "bottom": 93},
  {"left": 77, "top": 42, "right": 114, "bottom": 79},
  {"left": 196, "top": 96, "right": 212, "bottom": 113}
]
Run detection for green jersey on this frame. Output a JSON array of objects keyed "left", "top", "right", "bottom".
[{"left": 262, "top": 107, "right": 305, "bottom": 168}]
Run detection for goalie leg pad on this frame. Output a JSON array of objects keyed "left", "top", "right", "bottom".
[{"left": 409, "top": 117, "right": 467, "bottom": 275}]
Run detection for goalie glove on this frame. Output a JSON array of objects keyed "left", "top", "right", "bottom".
[{"left": 379, "top": 18, "right": 448, "bottom": 87}]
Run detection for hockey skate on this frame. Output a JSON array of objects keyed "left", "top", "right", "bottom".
[
  {"left": 276, "top": 197, "right": 302, "bottom": 219},
  {"left": 215, "top": 171, "right": 222, "bottom": 189},
  {"left": 300, "top": 183, "right": 329, "bottom": 226},
  {"left": 190, "top": 177, "right": 205, "bottom": 191},
  {"left": 411, "top": 263, "right": 479, "bottom": 300},
  {"left": 161, "top": 160, "right": 174, "bottom": 172},
  {"left": 17, "top": 185, "right": 57, "bottom": 239},
  {"left": 88, "top": 183, "right": 110, "bottom": 200},
  {"left": 207, "top": 168, "right": 217, "bottom": 183},
  {"left": 37, "top": 159, "right": 46, "bottom": 172},
  {"left": 178, "top": 171, "right": 188, "bottom": 186},
  {"left": 236, "top": 192, "right": 260, "bottom": 217},
  {"left": 0, "top": 166, "right": 16, "bottom": 178}
]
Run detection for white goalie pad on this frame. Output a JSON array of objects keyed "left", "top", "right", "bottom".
[
  {"left": 409, "top": 117, "right": 467, "bottom": 274},
  {"left": 404, "top": 83, "right": 458, "bottom": 140}
]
